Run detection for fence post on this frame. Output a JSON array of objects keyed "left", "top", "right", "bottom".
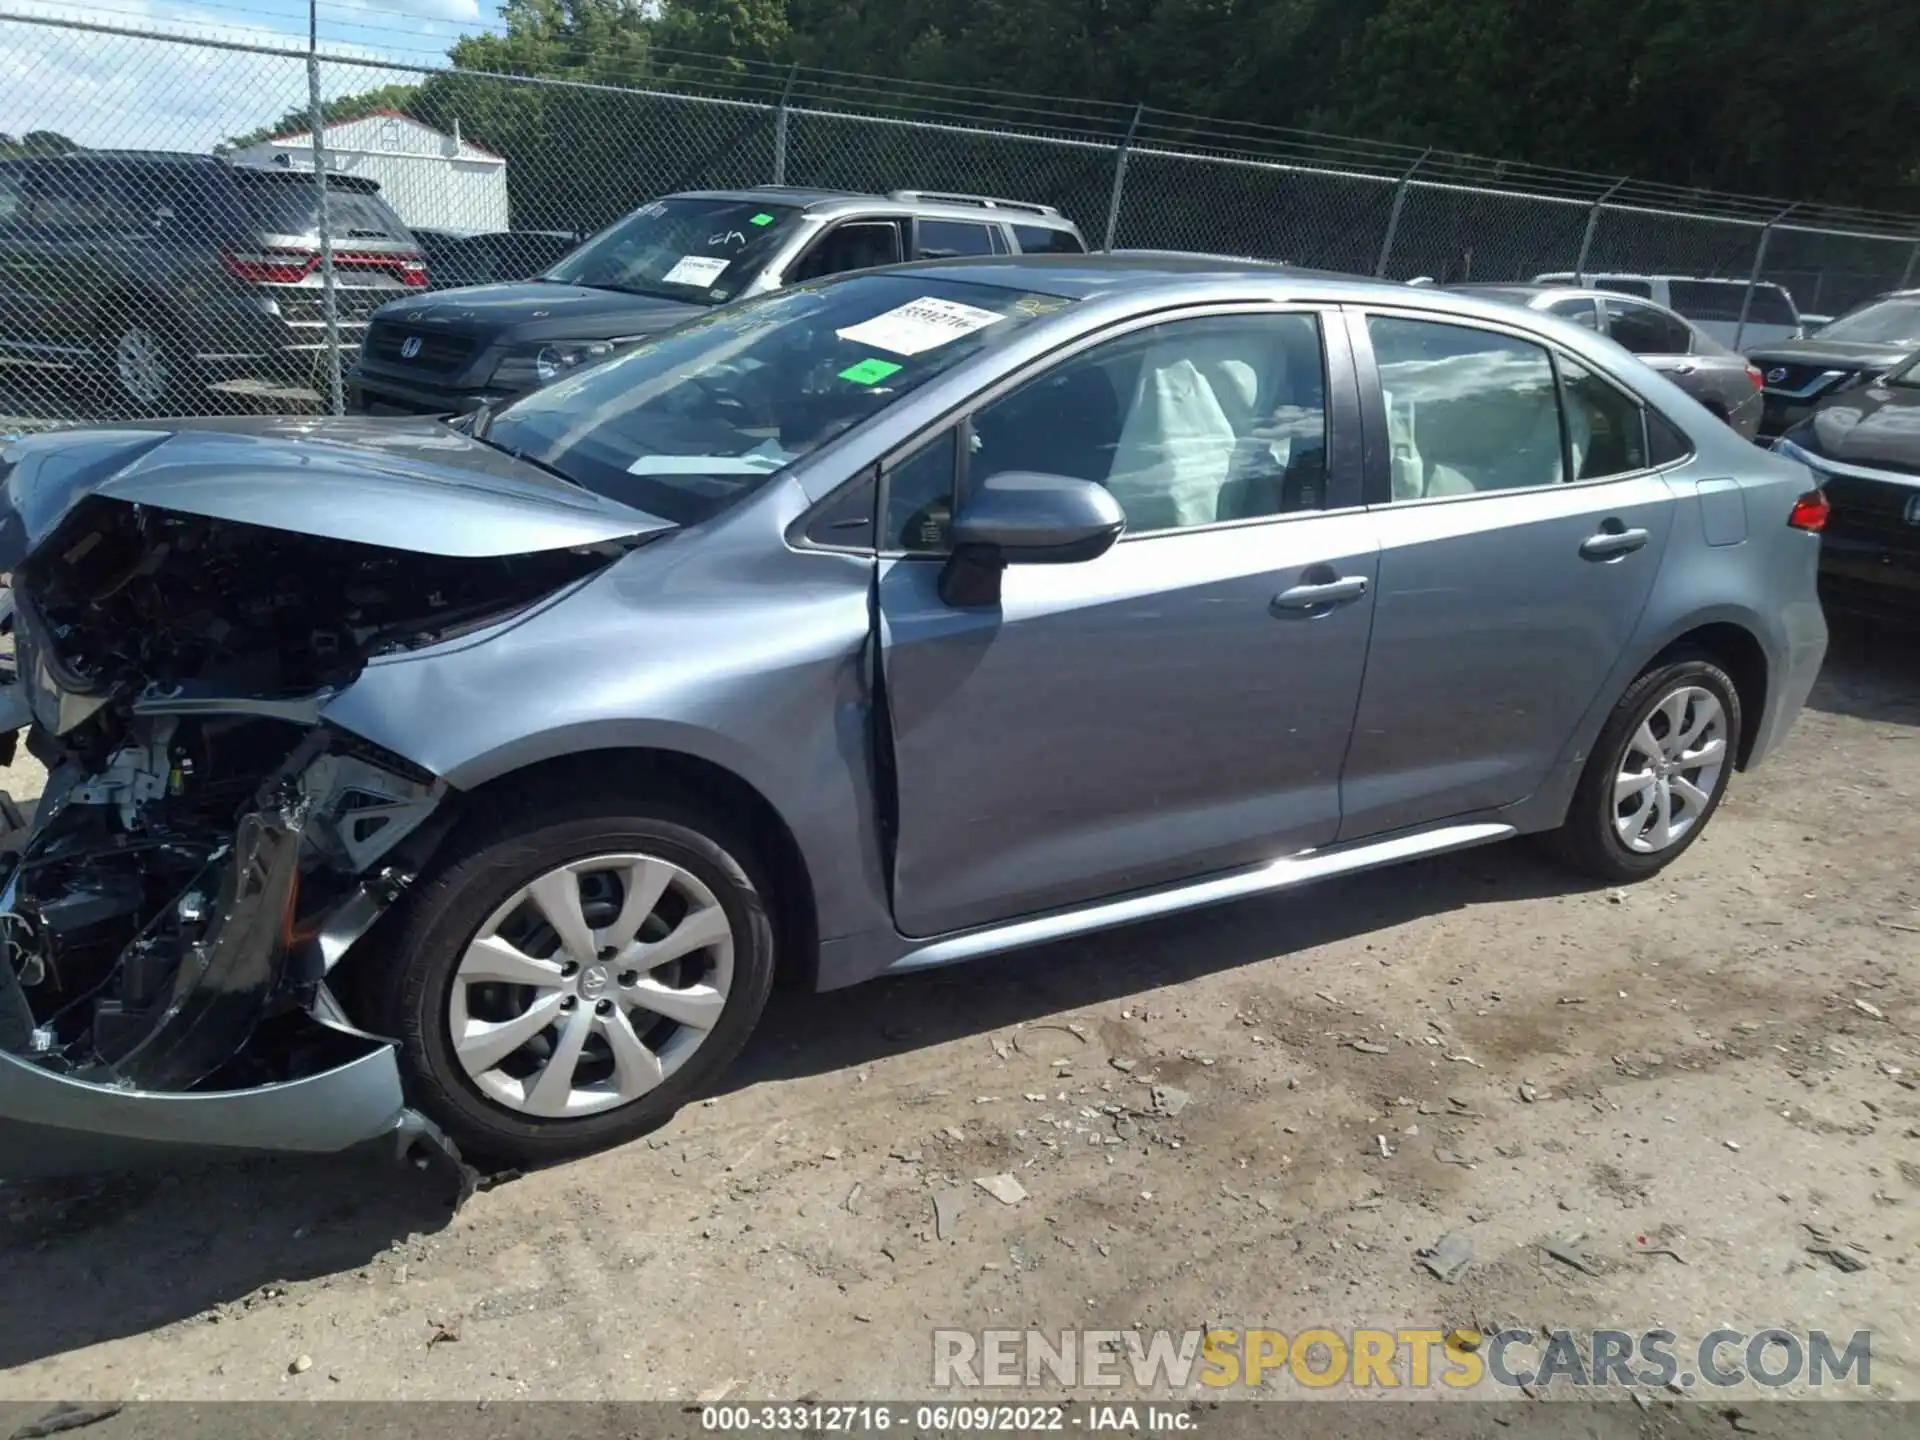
[
  {"left": 771, "top": 62, "right": 799, "bottom": 185},
  {"left": 1101, "top": 104, "right": 1143, "bottom": 253},
  {"left": 1899, "top": 239, "right": 1920, "bottom": 292},
  {"left": 1572, "top": 178, "right": 1627, "bottom": 283},
  {"left": 1734, "top": 203, "right": 1795, "bottom": 352},
  {"left": 1373, "top": 148, "right": 1430, "bottom": 278},
  {"left": 305, "top": 5, "right": 343, "bottom": 416}
]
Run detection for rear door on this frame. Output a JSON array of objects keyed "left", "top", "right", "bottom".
[
  {"left": 877, "top": 304, "right": 1377, "bottom": 937},
  {"left": 1339, "top": 308, "right": 1678, "bottom": 839}
]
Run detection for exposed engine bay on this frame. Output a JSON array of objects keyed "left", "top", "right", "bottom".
[{"left": 0, "top": 492, "right": 620, "bottom": 1172}]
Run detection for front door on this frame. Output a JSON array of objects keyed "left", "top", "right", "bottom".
[
  {"left": 1338, "top": 310, "right": 1677, "bottom": 839},
  {"left": 877, "top": 307, "right": 1380, "bottom": 937}
]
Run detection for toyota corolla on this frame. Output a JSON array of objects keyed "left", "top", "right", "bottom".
[{"left": 0, "top": 256, "right": 1828, "bottom": 1177}]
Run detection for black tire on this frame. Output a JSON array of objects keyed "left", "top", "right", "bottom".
[
  {"left": 94, "top": 307, "right": 190, "bottom": 417},
  {"left": 363, "top": 787, "right": 777, "bottom": 1166},
  {"left": 1540, "top": 651, "right": 1743, "bottom": 883}
]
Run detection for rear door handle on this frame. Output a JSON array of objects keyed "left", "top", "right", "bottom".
[
  {"left": 1667, "top": 362, "right": 1697, "bottom": 376},
  {"left": 1579, "top": 526, "right": 1650, "bottom": 560},
  {"left": 1271, "top": 576, "right": 1369, "bottom": 614}
]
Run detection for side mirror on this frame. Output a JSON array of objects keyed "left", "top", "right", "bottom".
[{"left": 938, "top": 470, "right": 1125, "bottom": 608}]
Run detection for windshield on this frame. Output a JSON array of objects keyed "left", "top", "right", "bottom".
[
  {"left": 1814, "top": 298, "right": 1920, "bottom": 346},
  {"left": 543, "top": 196, "right": 801, "bottom": 304},
  {"left": 1883, "top": 351, "right": 1920, "bottom": 386},
  {"left": 483, "top": 272, "right": 1075, "bottom": 524}
]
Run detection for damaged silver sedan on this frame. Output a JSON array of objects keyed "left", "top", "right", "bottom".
[{"left": 0, "top": 259, "right": 1827, "bottom": 1179}]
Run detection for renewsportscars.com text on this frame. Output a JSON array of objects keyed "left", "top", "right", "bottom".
[{"left": 932, "top": 1327, "right": 1871, "bottom": 1391}]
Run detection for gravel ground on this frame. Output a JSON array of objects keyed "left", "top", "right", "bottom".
[{"left": 0, "top": 620, "right": 1916, "bottom": 1406}]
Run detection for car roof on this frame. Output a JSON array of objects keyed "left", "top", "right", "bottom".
[
  {"left": 859, "top": 253, "right": 1474, "bottom": 304},
  {"left": 672, "top": 186, "right": 1083, "bottom": 231},
  {"left": 1537, "top": 270, "right": 1792, "bottom": 291}
]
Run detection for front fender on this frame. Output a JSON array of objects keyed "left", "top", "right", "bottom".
[{"left": 318, "top": 512, "right": 894, "bottom": 946}]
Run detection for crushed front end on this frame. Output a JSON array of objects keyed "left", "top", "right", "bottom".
[{"left": 0, "top": 431, "right": 635, "bottom": 1179}]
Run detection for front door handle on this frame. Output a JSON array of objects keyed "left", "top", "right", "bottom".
[
  {"left": 1579, "top": 526, "right": 1650, "bottom": 560},
  {"left": 1271, "top": 576, "right": 1369, "bottom": 614},
  {"left": 1667, "top": 362, "right": 1697, "bottom": 376}
]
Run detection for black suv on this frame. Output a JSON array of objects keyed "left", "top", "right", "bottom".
[
  {"left": 349, "top": 186, "right": 1089, "bottom": 416},
  {"left": 0, "top": 152, "right": 425, "bottom": 414}
]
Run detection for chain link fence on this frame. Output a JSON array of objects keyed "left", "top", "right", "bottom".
[{"left": 3, "top": 10, "right": 1919, "bottom": 431}]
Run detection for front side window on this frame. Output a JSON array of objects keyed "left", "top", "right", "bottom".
[
  {"left": 1606, "top": 301, "right": 1692, "bottom": 356},
  {"left": 1368, "top": 315, "right": 1562, "bottom": 499},
  {"left": 544, "top": 196, "right": 802, "bottom": 305},
  {"left": 482, "top": 273, "right": 1075, "bottom": 525},
  {"left": 791, "top": 221, "right": 904, "bottom": 283},
  {"left": 1558, "top": 357, "right": 1649, "bottom": 479},
  {"left": 916, "top": 219, "right": 997, "bottom": 259},
  {"left": 968, "top": 312, "right": 1329, "bottom": 534}
]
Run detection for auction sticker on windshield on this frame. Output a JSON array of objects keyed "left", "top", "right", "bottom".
[
  {"left": 836, "top": 297, "right": 1007, "bottom": 356},
  {"left": 663, "top": 255, "right": 732, "bottom": 287}
]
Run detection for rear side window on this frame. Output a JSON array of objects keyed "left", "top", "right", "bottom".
[
  {"left": 1544, "top": 295, "right": 1601, "bottom": 329},
  {"left": 916, "top": 219, "right": 997, "bottom": 259},
  {"left": 1669, "top": 279, "right": 1797, "bottom": 326},
  {"left": 1592, "top": 278, "right": 1654, "bottom": 299},
  {"left": 1013, "top": 224, "right": 1086, "bottom": 255},
  {"left": 1368, "top": 315, "right": 1564, "bottom": 498},
  {"left": 1606, "top": 301, "right": 1693, "bottom": 356}
]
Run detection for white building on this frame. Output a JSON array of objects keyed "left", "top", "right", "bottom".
[{"left": 226, "top": 110, "right": 509, "bottom": 233}]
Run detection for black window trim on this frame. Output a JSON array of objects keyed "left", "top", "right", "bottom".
[
  {"left": 1348, "top": 303, "right": 1692, "bottom": 509},
  {"left": 786, "top": 299, "right": 1362, "bottom": 558}
]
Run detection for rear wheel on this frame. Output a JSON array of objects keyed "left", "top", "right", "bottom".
[
  {"left": 1541, "top": 653, "right": 1742, "bottom": 883},
  {"left": 367, "top": 789, "right": 777, "bottom": 1165},
  {"left": 96, "top": 309, "right": 189, "bottom": 415}
]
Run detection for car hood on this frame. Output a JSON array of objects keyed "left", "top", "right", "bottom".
[
  {"left": 1797, "top": 382, "right": 1920, "bottom": 471},
  {"left": 0, "top": 415, "right": 673, "bottom": 567},
  {"left": 1745, "top": 337, "right": 1912, "bottom": 370},
  {"left": 370, "top": 280, "right": 706, "bottom": 344}
]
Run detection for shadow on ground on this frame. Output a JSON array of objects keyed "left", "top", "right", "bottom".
[{"left": 1, "top": 608, "right": 1914, "bottom": 1374}]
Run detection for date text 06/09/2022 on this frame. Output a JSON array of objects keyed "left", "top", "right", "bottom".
[{"left": 701, "top": 1405, "right": 1196, "bottom": 1432}]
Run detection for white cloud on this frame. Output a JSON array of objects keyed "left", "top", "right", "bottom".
[{"left": 0, "top": 0, "right": 467, "bottom": 150}]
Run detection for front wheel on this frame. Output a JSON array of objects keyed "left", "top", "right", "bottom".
[
  {"left": 367, "top": 791, "right": 777, "bottom": 1165},
  {"left": 96, "top": 312, "right": 189, "bottom": 416},
  {"left": 1541, "top": 654, "right": 1743, "bottom": 883}
]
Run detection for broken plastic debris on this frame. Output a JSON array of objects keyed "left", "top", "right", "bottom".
[
  {"left": 974, "top": 1174, "right": 1029, "bottom": 1206},
  {"left": 1416, "top": 1232, "right": 1474, "bottom": 1283}
]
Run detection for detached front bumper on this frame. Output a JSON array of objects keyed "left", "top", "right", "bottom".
[{"left": 0, "top": 1043, "right": 409, "bottom": 1181}]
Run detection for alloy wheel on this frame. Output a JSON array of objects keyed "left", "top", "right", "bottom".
[
  {"left": 113, "top": 327, "right": 170, "bottom": 406},
  {"left": 1613, "top": 685, "right": 1728, "bottom": 855},
  {"left": 448, "top": 852, "right": 735, "bottom": 1118}
]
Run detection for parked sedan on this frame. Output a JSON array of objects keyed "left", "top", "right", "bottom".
[
  {"left": 1746, "top": 289, "right": 1920, "bottom": 438},
  {"left": 0, "top": 257, "right": 1826, "bottom": 1177},
  {"left": 1771, "top": 348, "right": 1920, "bottom": 620},
  {"left": 1458, "top": 285, "right": 1764, "bottom": 440}
]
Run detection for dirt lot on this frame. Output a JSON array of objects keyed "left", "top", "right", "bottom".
[{"left": 0, "top": 621, "right": 1916, "bottom": 1407}]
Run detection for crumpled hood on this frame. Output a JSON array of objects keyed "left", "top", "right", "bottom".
[
  {"left": 0, "top": 414, "right": 673, "bottom": 567},
  {"left": 370, "top": 280, "right": 704, "bottom": 345},
  {"left": 1801, "top": 382, "right": 1920, "bottom": 472}
]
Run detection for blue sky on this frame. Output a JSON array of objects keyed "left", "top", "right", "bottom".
[{"left": 0, "top": 0, "right": 516, "bottom": 147}]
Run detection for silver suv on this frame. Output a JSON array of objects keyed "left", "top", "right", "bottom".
[{"left": 349, "top": 186, "right": 1088, "bottom": 416}]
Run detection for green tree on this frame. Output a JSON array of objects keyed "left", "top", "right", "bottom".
[{"left": 224, "top": 84, "right": 422, "bottom": 152}]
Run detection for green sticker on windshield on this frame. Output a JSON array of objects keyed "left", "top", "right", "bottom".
[
  {"left": 750, "top": 212, "right": 776, "bottom": 226},
  {"left": 839, "top": 357, "right": 902, "bottom": 385}
]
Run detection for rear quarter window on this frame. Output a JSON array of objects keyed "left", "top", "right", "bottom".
[
  {"left": 1013, "top": 224, "right": 1086, "bottom": 255},
  {"left": 1668, "top": 279, "right": 1796, "bottom": 326}
]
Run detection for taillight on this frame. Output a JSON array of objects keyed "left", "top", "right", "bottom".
[
  {"left": 1787, "top": 489, "right": 1829, "bottom": 532},
  {"left": 1745, "top": 364, "right": 1764, "bottom": 390},
  {"left": 221, "top": 248, "right": 318, "bottom": 284},
  {"left": 398, "top": 257, "right": 428, "bottom": 288}
]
